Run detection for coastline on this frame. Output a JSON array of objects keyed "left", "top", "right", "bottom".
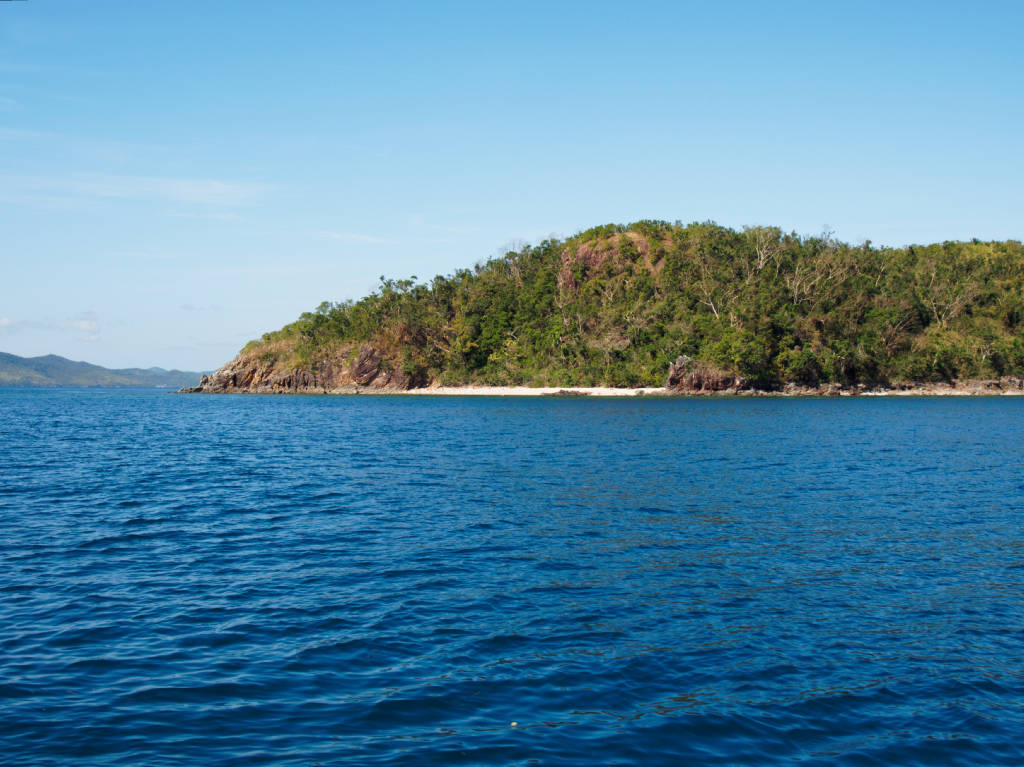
[
  {"left": 182, "top": 345, "right": 1024, "bottom": 398},
  {"left": 180, "top": 355, "right": 1024, "bottom": 396},
  {"left": 299, "top": 380, "right": 1024, "bottom": 397},
  {"left": 396, "top": 385, "right": 665, "bottom": 397}
]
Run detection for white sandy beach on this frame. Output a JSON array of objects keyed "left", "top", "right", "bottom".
[
  {"left": 335, "top": 383, "right": 1023, "bottom": 397},
  {"left": 396, "top": 385, "right": 667, "bottom": 397}
]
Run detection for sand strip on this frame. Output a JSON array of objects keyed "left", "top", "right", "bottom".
[{"left": 394, "top": 386, "right": 666, "bottom": 397}]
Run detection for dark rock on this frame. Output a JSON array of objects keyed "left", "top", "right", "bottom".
[
  {"left": 350, "top": 344, "right": 382, "bottom": 385},
  {"left": 666, "top": 356, "right": 745, "bottom": 393}
]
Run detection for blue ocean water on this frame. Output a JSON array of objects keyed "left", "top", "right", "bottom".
[{"left": 1, "top": 388, "right": 1023, "bottom": 766}]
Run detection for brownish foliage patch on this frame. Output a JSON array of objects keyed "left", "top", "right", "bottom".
[{"left": 558, "top": 232, "right": 664, "bottom": 290}]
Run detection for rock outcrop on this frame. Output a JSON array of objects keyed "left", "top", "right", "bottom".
[
  {"left": 665, "top": 355, "right": 747, "bottom": 394},
  {"left": 351, "top": 344, "right": 383, "bottom": 385},
  {"left": 181, "top": 343, "right": 419, "bottom": 394}
]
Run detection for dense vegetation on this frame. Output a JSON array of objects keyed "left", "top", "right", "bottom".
[{"left": 247, "top": 221, "right": 1024, "bottom": 388}]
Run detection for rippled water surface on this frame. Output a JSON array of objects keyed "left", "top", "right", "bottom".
[{"left": 2, "top": 389, "right": 1023, "bottom": 765}]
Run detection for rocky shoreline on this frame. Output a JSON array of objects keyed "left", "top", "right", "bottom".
[
  {"left": 179, "top": 382, "right": 1024, "bottom": 397},
  {"left": 180, "top": 346, "right": 1024, "bottom": 398}
]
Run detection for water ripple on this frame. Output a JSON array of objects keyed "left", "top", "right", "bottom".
[{"left": 1, "top": 389, "right": 1023, "bottom": 765}]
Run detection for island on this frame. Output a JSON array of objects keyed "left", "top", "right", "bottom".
[{"left": 185, "top": 220, "right": 1024, "bottom": 396}]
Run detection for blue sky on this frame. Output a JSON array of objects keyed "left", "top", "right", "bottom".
[{"left": 1, "top": 1, "right": 1021, "bottom": 370}]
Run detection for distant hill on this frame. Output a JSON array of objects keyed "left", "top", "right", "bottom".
[{"left": 0, "top": 352, "right": 204, "bottom": 388}]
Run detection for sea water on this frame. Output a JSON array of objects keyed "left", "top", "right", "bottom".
[{"left": 1, "top": 389, "right": 1022, "bottom": 765}]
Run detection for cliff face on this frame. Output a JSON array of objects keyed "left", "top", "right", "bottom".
[{"left": 182, "top": 343, "right": 418, "bottom": 393}]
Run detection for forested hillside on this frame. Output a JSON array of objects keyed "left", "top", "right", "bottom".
[
  {"left": 0, "top": 353, "right": 202, "bottom": 388},
  {"left": 204, "top": 221, "right": 1024, "bottom": 391}
]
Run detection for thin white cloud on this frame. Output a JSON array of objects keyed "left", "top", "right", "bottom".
[
  {"left": 318, "top": 226, "right": 490, "bottom": 247},
  {"left": 199, "top": 263, "right": 337, "bottom": 278},
  {"left": 428, "top": 223, "right": 481, "bottom": 235},
  {"left": 0, "top": 126, "right": 170, "bottom": 156},
  {"left": 3, "top": 174, "right": 272, "bottom": 206},
  {"left": 318, "top": 230, "right": 393, "bottom": 244},
  {"left": 0, "top": 97, "right": 19, "bottom": 111},
  {"left": 169, "top": 210, "right": 241, "bottom": 221},
  {"left": 107, "top": 250, "right": 176, "bottom": 262},
  {"left": 67, "top": 319, "right": 98, "bottom": 332},
  {"left": 0, "top": 127, "right": 45, "bottom": 141},
  {"left": 0, "top": 317, "right": 53, "bottom": 333},
  {"left": 65, "top": 311, "right": 100, "bottom": 342},
  {"left": 0, "top": 62, "right": 106, "bottom": 76}
]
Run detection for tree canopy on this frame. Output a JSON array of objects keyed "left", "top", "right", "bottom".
[{"left": 243, "top": 221, "right": 1024, "bottom": 388}]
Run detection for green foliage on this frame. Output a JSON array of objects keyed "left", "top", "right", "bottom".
[{"left": 243, "top": 222, "right": 1024, "bottom": 388}]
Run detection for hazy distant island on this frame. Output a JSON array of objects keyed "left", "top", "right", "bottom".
[
  {"left": 1, "top": 352, "right": 203, "bottom": 389},
  {"left": 186, "top": 220, "right": 1024, "bottom": 396}
]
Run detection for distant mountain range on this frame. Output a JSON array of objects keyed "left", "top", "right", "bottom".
[{"left": 0, "top": 352, "right": 204, "bottom": 388}]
